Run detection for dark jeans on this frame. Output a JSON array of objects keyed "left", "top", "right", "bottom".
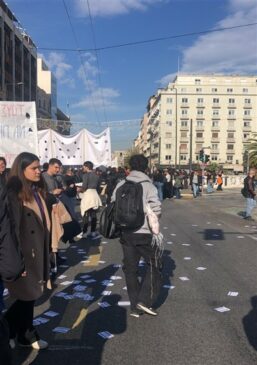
[
  {"left": 83, "top": 209, "right": 97, "bottom": 233},
  {"left": 217, "top": 184, "right": 223, "bottom": 191},
  {"left": 120, "top": 232, "right": 162, "bottom": 311},
  {"left": 0, "top": 279, "right": 5, "bottom": 313},
  {"left": 4, "top": 300, "right": 39, "bottom": 344},
  {"left": 0, "top": 314, "right": 12, "bottom": 365}
]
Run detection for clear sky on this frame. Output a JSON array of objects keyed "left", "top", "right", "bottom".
[{"left": 7, "top": 0, "right": 257, "bottom": 150}]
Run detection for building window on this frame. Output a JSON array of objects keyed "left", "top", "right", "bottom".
[
  {"left": 244, "top": 121, "right": 250, "bottom": 127},
  {"left": 227, "top": 155, "right": 233, "bottom": 161},
  {"left": 213, "top": 98, "right": 219, "bottom": 104},
  {"left": 181, "top": 131, "right": 187, "bottom": 138},
  {"left": 213, "top": 109, "right": 219, "bottom": 116},
  {"left": 181, "top": 121, "right": 188, "bottom": 127},
  {"left": 197, "top": 98, "right": 204, "bottom": 104},
  {"left": 228, "top": 121, "right": 234, "bottom": 128},
  {"left": 243, "top": 88, "right": 248, "bottom": 93},
  {"left": 181, "top": 88, "right": 187, "bottom": 93},
  {"left": 211, "top": 155, "right": 218, "bottom": 161},
  {"left": 228, "top": 132, "right": 234, "bottom": 139},
  {"left": 180, "top": 155, "right": 187, "bottom": 160},
  {"left": 181, "top": 109, "right": 188, "bottom": 115},
  {"left": 166, "top": 121, "right": 172, "bottom": 126},
  {"left": 212, "top": 88, "right": 218, "bottom": 93},
  {"left": 227, "top": 88, "right": 233, "bottom": 93},
  {"left": 166, "top": 144, "right": 171, "bottom": 149},
  {"left": 165, "top": 132, "right": 172, "bottom": 138},
  {"left": 227, "top": 144, "right": 234, "bottom": 150},
  {"left": 245, "top": 98, "right": 251, "bottom": 104},
  {"left": 182, "top": 98, "right": 188, "bottom": 104},
  {"left": 228, "top": 98, "right": 235, "bottom": 104},
  {"left": 243, "top": 133, "right": 249, "bottom": 140},
  {"left": 196, "top": 144, "right": 202, "bottom": 152},
  {"left": 228, "top": 110, "right": 235, "bottom": 116},
  {"left": 212, "top": 132, "right": 219, "bottom": 138},
  {"left": 196, "top": 88, "right": 202, "bottom": 93},
  {"left": 196, "top": 132, "right": 203, "bottom": 138},
  {"left": 197, "top": 120, "right": 203, "bottom": 127},
  {"left": 167, "top": 97, "right": 173, "bottom": 103},
  {"left": 212, "top": 120, "right": 219, "bottom": 127},
  {"left": 166, "top": 109, "right": 172, "bottom": 115},
  {"left": 197, "top": 109, "right": 204, "bottom": 115},
  {"left": 195, "top": 79, "right": 201, "bottom": 85},
  {"left": 212, "top": 144, "right": 218, "bottom": 150},
  {"left": 180, "top": 144, "right": 187, "bottom": 150},
  {"left": 244, "top": 110, "right": 251, "bottom": 116},
  {"left": 165, "top": 155, "right": 171, "bottom": 160}
]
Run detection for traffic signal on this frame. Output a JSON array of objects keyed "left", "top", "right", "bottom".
[
  {"left": 199, "top": 149, "right": 204, "bottom": 162},
  {"left": 204, "top": 154, "right": 210, "bottom": 163}
]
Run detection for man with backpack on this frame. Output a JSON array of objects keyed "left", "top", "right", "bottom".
[{"left": 111, "top": 155, "right": 162, "bottom": 318}]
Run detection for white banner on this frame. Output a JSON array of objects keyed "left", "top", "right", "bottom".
[
  {"left": 0, "top": 102, "right": 38, "bottom": 167},
  {"left": 38, "top": 128, "right": 112, "bottom": 167}
]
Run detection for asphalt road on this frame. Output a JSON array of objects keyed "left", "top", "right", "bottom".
[{"left": 10, "top": 189, "right": 257, "bottom": 365}]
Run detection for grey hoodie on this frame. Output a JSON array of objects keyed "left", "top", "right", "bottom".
[{"left": 111, "top": 170, "right": 161, "bottom": 234}]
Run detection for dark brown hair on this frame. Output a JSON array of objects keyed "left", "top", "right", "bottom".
[{"left": 8, "top": 152, "right": 46, "bottom": 202}]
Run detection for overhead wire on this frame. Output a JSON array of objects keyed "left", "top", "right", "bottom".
[
  {"left": 38, "top": 22, "right": 257, "bottom": 52},
  {"left": 84, "top": 0, "right": 108, "bottom": 124},
  {"left": 62, "top": 0, "right": 101, "bottom": 124}
]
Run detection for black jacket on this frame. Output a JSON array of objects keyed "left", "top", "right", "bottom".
[
  {"left": 0, "top": 186, "right": 24, "bottom": 282},
  {"left": 244, "top": 176, "right": 255, "bottom": 199}
]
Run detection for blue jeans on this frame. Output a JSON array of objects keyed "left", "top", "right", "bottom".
[
  {"left": 246, "top": 198, "right": 256, "bottom": 217},
  {"left": 192, "top": 183, "right": 199, "bottom": 198},
  {"left": 174, "top": 187, "right": 181, "bottom": 199},
  {"left": 0, "top": 280, "right": 5, "bottom": 313},
  {"left": 154, "top": 182, "right": 164, "bottom": 201}
]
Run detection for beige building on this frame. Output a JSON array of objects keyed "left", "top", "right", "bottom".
[{"left": 137, "top": 74, "right": 257, "bottom": 170}]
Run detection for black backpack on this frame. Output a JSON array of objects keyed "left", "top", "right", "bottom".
[{"left": 114, "top": 179, "right": 147, "bottom": 230}]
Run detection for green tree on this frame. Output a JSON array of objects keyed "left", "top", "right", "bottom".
[{"left": 245, "top": 139, "right": 257, "bottom": 168}]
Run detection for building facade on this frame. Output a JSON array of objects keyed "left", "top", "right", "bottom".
[
  {"left": 138, "top": 74, "right": 257, "bottom": 170},
  {"left": 0, "top": 0, "right": 37, "bottom": 101}
]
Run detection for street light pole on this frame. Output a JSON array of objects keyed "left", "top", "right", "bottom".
[{"left": 174, "top": 87, "right": 178, "bottom": 169}]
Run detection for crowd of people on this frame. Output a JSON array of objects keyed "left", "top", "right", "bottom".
[{"left": 0, "top": 152, "right": 252, "bottom": 363}]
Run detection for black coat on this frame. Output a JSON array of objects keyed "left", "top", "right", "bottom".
[{"left": 0, "top": 187, "right": 24, "bottom": 282}]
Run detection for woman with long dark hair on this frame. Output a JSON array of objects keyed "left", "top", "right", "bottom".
[{"left": 4, "top": 152, "right": 51, "bottom": 350}]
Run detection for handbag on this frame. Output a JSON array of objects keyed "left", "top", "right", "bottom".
[{"left": 99, "top": 202, "right": 120, "bottom": 239}]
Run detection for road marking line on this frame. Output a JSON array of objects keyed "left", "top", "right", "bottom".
[{"left": 72, "top": 308, "right": 88, "bottom": 329}]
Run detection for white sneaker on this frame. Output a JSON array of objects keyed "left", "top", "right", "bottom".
[
  {"left": 9, "top": 339, "right": 16, "bottom": 349},
  {"left": 31, "top": 339, "right": 49, "bottom": 350}
]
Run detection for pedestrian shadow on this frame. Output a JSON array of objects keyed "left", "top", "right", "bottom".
[
  {"left": 242, "top": 296, "right": 257, "bottom": 351},
  {"left": 31, "top": 294, "right": 126, "bottom": 365},
  {"left": 14, "top": 264, "right": 120, "bottom": 365},
  {"left": 154, "top": 250, "right": 176, "bottom": 309}
]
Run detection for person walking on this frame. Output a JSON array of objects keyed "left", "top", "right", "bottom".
[
  {"left": 243, "top": 168, "right": 256, "bottom": 220},
  {"left": 192, "top": 170, "right": 199, "bottom": 198},
  {"left": 4, "top": 152, "right": 51, "bottom": 350},
  {"left": 80, "top": 161, "right": 102, "bottom": 238},
  {"left": 153, "top": 169, "right": 164, "bottom": 201},
  {"left": 112, "top": 155, "right": 162, "bottom": 317},
  {"left": 216, "top": 173, "right": 223, "bottom": 191}
]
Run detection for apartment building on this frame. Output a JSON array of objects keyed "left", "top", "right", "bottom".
[
  {"left": 139, "top": 74, "right": 257, "bottom": 170},
  {"left": 0, "top": 0, "right": 37, "bottom": 101}
]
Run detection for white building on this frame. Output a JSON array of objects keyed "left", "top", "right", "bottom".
[{"left": 139, "top": 74, "right": 257, "bottom": 170}]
